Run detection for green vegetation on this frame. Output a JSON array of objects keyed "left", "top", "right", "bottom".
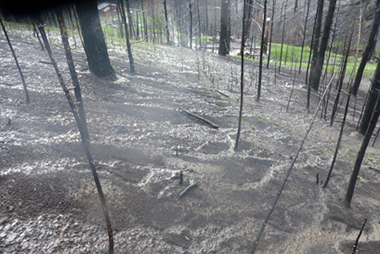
[{"left": 236, "top": 42, "right": 377, "bottom": 79}]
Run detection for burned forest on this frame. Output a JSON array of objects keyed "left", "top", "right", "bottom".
[{"left": 1, "top": 0, "right": 380, "bottom": 253}]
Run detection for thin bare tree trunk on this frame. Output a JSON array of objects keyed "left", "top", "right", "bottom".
[
  {"left": 0, "top": 16, "right": 30, "bottom": 104},
  {"left": 257, "top": 0, "right": 267, "bottom": 101},
  {"left": 234, "top": 0, "right": 247, "bottom": 151},
  {"left": 120, "top": 0, "right": 136, "bottom": 73}
]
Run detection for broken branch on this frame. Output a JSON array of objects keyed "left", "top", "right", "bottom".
[
  {"left": 179, "top": 108, "right": 219, "bottom": 129},
  {"left": 130, "top": 38, "right": 146, "bottom": 45},
  {"left": 178, "top": 182, "right": 198, "bottom": 200}
]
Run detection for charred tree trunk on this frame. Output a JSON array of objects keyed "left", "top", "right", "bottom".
[
  {"left": 278, "top": 1, "right": 286, "bottom": 73},
  {"left": 219, "top": 0, "right": 230, "bottom": 56},
  {"left": 125, "top": 0, "right": 135, "bottom": 39},
  {"left": 142, "top": 0, "right": 148, "bottom": 40},
  {"left": 258, "top": 0, "right": 267, "bottom": 101},
  {"left": 56, "top": 8, "right": 89, "bottom": 141},
  {"left": 299, "top": 0, "right": 311, "bottom": 74},
  {"left": 351, "top": 0, "right": 380, "bottom": 97},
  {"left": 308, "top": 0, "right": 324, "bottom": 86},
  {"left": 0, "top": 16, "right": 30, "bottom": 104},
  {"left": 36, "top": 16, "right": 114, "bottom": 254},
  {"left": 267, "top": 0, "right": 276, "bottom": 69},
  {"left": 197, "top": 0, "right": 202, "bottom": 49},
  {"left": 310, "top": 0, "right": 337, "bottom": 91},
  {"left": 189, "top": 0, "right": 193, "bottom": 49},
  {"left": 120, "top": 0, "right": 135, "bottom": 73},
  {"left": 164, "top": 0, "right": 170, "bottom": 44},
  {"left": 116, "top": 1, "right": 124, "bottom": 38},
  {"left": 235, "top": 0, "right": 247, "bottom": 151},
  {"left": 244, "top": 0, "right": 253, "bottom": 39},
  {"left": 345, "top": 80, "right": 380, "bottom": 207},
  {"left": 75, "top": 0, "right": 116, "bottom": 81}
]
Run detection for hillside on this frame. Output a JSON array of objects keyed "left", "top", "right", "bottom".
[{"left": 1, "top": 22, "right": 380, "bottom": 253}]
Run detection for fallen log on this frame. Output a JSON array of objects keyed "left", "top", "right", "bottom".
[
  {"left": 39, "top": 60, "right": 53, "bottom": 65},
  {"left": 178, "top": 182, "right": 198, "bottom": 200},
  {"left": 369, "top": 167, "right": 380, "bottom": 172},
  {"left": 179, "top": 108, "right": 219, "bottom": 129}
]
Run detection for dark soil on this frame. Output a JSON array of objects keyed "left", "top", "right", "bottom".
[{"left": 1, "top": 25, "right": 380, "bottom": 254}]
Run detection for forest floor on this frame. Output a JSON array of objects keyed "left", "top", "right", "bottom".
[{"left": 1, "top": 28, "right": 380, "bottom": 254}]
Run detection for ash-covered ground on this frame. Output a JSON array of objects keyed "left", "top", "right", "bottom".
[{"left": 1, "top": 26, "right": 380, "bottom": 253}]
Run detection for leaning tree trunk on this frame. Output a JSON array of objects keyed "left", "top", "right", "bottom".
[
  {"left": 309, "top": 0, "right": 337, "bottom": 91},
  {"left": 75, "top": 0, "right": 117, "bottom": 81},
  {"left": 219, "top": 0, "right": 230, "bottom": 56},
  {"left": 345, "top": 62, "right": 380, "bottom": 207},
  {"left": 359, "top": 64, "right": 380, "bottom": 134},
  {"left": 351, "top": 0, "right": 380, "bottom": 97},
  {"left": 0, "top": 16, "right": 30, "bottom": 104}
]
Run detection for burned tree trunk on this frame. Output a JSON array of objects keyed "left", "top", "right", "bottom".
[
  {"left": 120, "top": 0, "right": 136, "bottom": 73},
  {"left": 0, "top": 16, "right": 30, "bottom": 104},
  {"left": 189, "top": 0, "right": 193, "bottom": 49},
  {"left": 164, "top": 0, "right": 170, "bottom": 44},
  {"left": 308, "top": 0, "right": 324, "bottom": 86},
  {"left": 244, "top": 0, "right": 253, "bottom": 40},
  {"left": 299, "top": 0, "right": 311, "bottom": 74},
  {"left": 345, "top": 78, "right": 380, "bottom": 207},
  {"left": 267, "top": 0, "right": 276, "bottom": 68},
  {"left": 235, "top": 0, "right": 247, "bottom": 151},
  {"left": 75, "top": 0, "right": 117, "bottom": 81},
  {"left": 309, "top": 0, "right": 337, "bottom": 91},
  {"left": 219, "top": 0, "right": 230, "bottom": 56},
  {"left": 258, "top": 0, "right": 268, "bottom": 101},
  {"left": 351, "top": 0, "right": 380, "bottom": 97}
]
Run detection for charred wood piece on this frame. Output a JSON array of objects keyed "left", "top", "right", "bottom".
[{"left": 179, "top": 108, "right": 219, "bottom": 129}]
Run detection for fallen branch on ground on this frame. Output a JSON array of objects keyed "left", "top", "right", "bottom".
[
  {"left": 130, "top": 38, "right": 146, "bottom": 45},
  {"left": 39, "top": 60, "right": 53, "bottom": 65},
  {"left": 369, "top": 167, "right": 380, "bottom": 172},
  {"left": 178, "top": 182, "right": 198, "bottom": 200},
  {"left": 352, "top": 219, "right": 367, "bottom": 254},
  {"left": 179, "top": 108, "right": 219, "bottom": 129}
]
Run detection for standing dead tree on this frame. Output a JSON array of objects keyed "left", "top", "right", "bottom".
[
  {"left": 164, "top": 0, "right": 170, "bottom": 44},
  {"left": 266, "top": 0, "right": 276, "bottom": 69},
  {"left": 56, "top": 7, "right": 89, "bottom": 141},
  {"left": 219, "top": 0, "right": 230, "bottom": 56},
  {"left": 345, "top": 56, "right": 380, "bottom": 208},
  {"left": 36, "top": 18, "right": 114, "bottom": 253},
  {"left": 351, "top": 0, "right": 380, "bottom": 97},
  {"left": 0, "top": 16, "right": 30, "bottom": 104},
  {"left": 298, "top": 0, "right": 311, "bottom": 74},
  {"left": 189, "top": 0, "right": 193, "bottom": 49},
  {"left": 257, "top": 0, "right": 267, "bottom": 101},
  {"left": 278, "top": 0, "right": 287, "bottom": 73},
  {"left": 120, "top": 0, "right": 136, "bottom": 73},
  {"left": 234, "top": 0, "right": 247, "bottom": 151},
  {"left": 309, "top": 0, "right": 337, "bottom": 91}
]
